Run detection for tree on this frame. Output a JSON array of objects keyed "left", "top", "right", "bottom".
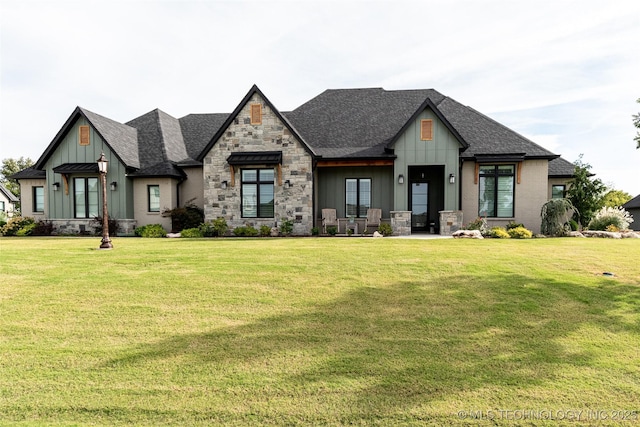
[
  {"left": 566, "top": 155, "right": 606, "bottom": 227},
  {"left": 634, "top": 98, "right": 640, "bottom": 149},
  {"left": 1, "top": 157, "right": 34, "bottom": 198},
  {"left": 601, "top": 189, "right": 632, "bottom": 208}
]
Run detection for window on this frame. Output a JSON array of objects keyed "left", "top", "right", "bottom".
[
  {"left": 420, "top": 119, "right": 433, "bottom": 141},
  {"left": 250, "top": 104, "right": 262, "bottom": 125},
  {"left": 241, "top": 169, "right": 274, "bottom": 218},
  {"left": 148, "top": 185, "right": 160, "bottom": 212},
  {"left": 0, "top": 201, "right": 5, "bottom": 212},
  {"left": 552, "top": 185, "right": 565, "bottom": 199},
  {"left": 33, "top": 186, "right": 44, "bottom": 213},
  {"left": 73, "top": 178, "right": 98, "bottom": 218},
  {"left": 346, "top": 178, "right": 371, "bottom": 217},
  {"left": 478, "top": 165, "right": 514, "bottom": 217}
]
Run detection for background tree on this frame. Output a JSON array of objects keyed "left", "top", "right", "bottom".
[
  {"left": 1, "top": 157, "right": 34, "bottom": 197},
  {"left": 634, "top": 98, "right": 640, "bottom": 149},
  {"left": 601, "top": 189, "right": 632, "bottom": 208},
  {"left": 566, "top": 154, "right": 606, "bottom": 227}
]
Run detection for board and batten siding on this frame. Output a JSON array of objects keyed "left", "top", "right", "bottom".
[
  {"left": 392, "top": 109, "right": 460, "bottom": 212},
  {"left": 316, "top": 166, "right": 394, "bottom": 219},
  {"left": 42, "top": 118, "right": 132, "bottom": 220}
]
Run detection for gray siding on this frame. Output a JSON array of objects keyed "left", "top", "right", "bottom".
[
  {"left": 317, "top": 166, "right": 394, "bottom": 218},
  {"left": 43, "top": 118, "right": 133, "bottom": 220}
]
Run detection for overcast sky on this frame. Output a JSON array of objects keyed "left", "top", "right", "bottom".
[{"left": 1, "top": 0, "right": 639, "bottom": 195}]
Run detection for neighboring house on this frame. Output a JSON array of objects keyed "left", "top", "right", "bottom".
[
  {"left": 0, "top": 183, "right": 19, "bottom": 218},
  {"left": 12, "top": 84, "right": 575, "bottom": 236},
  {"left": 622, "top": 195, "right": 640, "bottom": 231}
]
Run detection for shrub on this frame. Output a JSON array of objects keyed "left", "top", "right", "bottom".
[
  {"left": 377, "top": 223, "right": 393, "bottom": 236},
  {"left": 200, "top": 217, "right": 228, "bottom": 237},
  {"left": 259, "top": 225, "right": 272, "bottom": 237},
  {"left": 279, "top": 219, "right": 293, "bottom": 236},
  {"left": 588, "top": 206, "right": 634, "bottom": 231},
  {"left": 180, "top": 227, "right": 203, "bottom": 238},
  {"left": 540, "top": 198, "right": 576, "bottom": 236},
  {"left": 15, "top": 222, "right": 37, "bottom": 236},
  {"left": 507, "top": 226, "right": 533, "bottom": 239},
  {"left": 311, "top": 226, "right": 320, "bottom": 236},
  {"left": 92, "top": 216, "right": 119, "bottom": 237},
  {"left": 233, "top": 225, "right": 258, "bottom": 237},
  {"left": 32, "top": 220, "right": 54, "bottom": 236},
  {"left": 464, "top": 217, "right": 488, "bottom": 235},
  {"left": 489, "top": 226, "right": 510, "bottom": 239},
  {"left": 1, "top": 216, "right": 35, "bottom": 236},
  {"left": 162, "top": 202, "right": 204, "bottom": 232},
  {"left": 326, "top": 226, "right": 337, "bottom": 236},
  {"left": 134, "top": 224, "right": 166, "bottom": 238},
  {"left": 506, "top": 221, "right": 524, "bottom": 230}
]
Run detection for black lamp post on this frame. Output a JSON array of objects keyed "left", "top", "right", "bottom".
[{"left": 97, "top": 152, "right": 113, "bottom": 249}]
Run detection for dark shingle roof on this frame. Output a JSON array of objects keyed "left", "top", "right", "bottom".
[
  {"left": 623, "top": 194, "right": 640, "bottom": 209},
  {"left": 10, "top": 167, "right": 46, "bottom": 179},
  {"left": 180, "top": 113, "right": 230, "bottom": 161},
  {"left": 548, "top": 157, "right": 576, "bottom": 177},
  {"left": 79, "top": 108, "right": 139, "bottom": 168}
]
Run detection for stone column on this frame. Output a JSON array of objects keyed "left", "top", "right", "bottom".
[
  {"left": 439, "top": 210, "right": 463, "bottom": 235},
  {"left": 390, "top": 211, "right": 411, "bottom": 236}
]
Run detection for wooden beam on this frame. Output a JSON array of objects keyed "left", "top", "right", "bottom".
[
  {"left": 277, "top": 164, "right": 282, "bottom": 186},
  {"left": 474, "top": 163, "right": 479, "bottom": 184},
  {"left": 517, "top": 161, "right": 522, "bottom": 184}
]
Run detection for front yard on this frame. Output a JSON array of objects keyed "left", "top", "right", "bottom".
[{"left": 1, "top": 237, "right": 639, "bottom": 425}]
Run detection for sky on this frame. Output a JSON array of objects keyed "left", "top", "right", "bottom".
[{"left": 1, "top": 0, "right": 639, "bottom": 195}]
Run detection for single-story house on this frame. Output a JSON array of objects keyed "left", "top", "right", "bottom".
[
  {"left": 0, "top": 183, "right": 19, "bottom": 218},
  {"left": 622, "top": 195, "right": 640, "bottom": 231},
  {"left": 12, "top": 84, "right": 575, "bottom": 236}
]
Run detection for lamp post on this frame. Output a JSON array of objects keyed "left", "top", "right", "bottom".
[{"left": 97, "top": 152, "right": 113, "bottom": 249}]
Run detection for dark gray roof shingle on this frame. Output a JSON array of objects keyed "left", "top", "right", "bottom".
[
  {"left": 179, "top": 113, "right": 230, "bottom": 161},
  {"left": 548, "top": 157, "right": 576, "bottom": 177},
  {"left": 623, "top": 194, "right": 640, "bottom": 209},
  {"left": 79, "top": 108, "right": 139, "bottom": 168}
]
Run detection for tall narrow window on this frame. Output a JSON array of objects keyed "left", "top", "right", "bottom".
[
  {"left": 420, "top": 119, "right": 433, "bottom": 141},
  {"left": 478, "top": 165, "right": 514, "bottom": 217},
  {"left": 73, "top": 178, "right": 98, "bottom": 218},
  {"left": 79, "top": 125, "right": 90, "bottom": 146},
  {"left": 148, "top": 185, "right": 160, "bottom": 212},
  {"left": 345, "top": 178, "right": 371, "bottom": 217},
  {"left": 241, "top": 169, "right": 274, "bottom": 218},
  {"left": 34, "top": 186, "right": 44, "bottom": 213},
  {"left": 250, "top": 104, "right": 262, "bottom": 125},
  {"left": 0, "top": 201, "right": 5, "bottom": 212}
]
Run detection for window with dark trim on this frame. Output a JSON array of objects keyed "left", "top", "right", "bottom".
[
  {"left": 346, "top": 178, "right": 371, "bottom": 217},
  {"left": 33, "top": 186, "right": 44, "bottom": 213},
  {"left": 551, "top": 185, "right": 566, "bottom": 199},
  {"left": 1, "top": 201, "right": 5, "bottom": 212},
  {"left": 148, "top": 185, "right": 160, "bottom": 212},
  {"left": 478, "top": 165, "right": 514, "bottom": 218},
  {"left": 73, "top": 178, "right": 98, "bottom": 218},
  {"left": 241, "top": 169, "right": 274, "bottom": 218}
]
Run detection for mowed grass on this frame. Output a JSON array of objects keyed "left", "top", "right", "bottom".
[{"left": 0, "top": 236, "right": 639, "bottom": 426}]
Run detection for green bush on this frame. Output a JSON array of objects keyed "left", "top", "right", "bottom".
[
  {"left": 1, "top": 216, "right": 35, "bottom": 236},
  {"left": 200, "top": 217, "right": 228, "bottom": 237},
  {"left": 15, "top": 222, "right": 37, "bottom": 236},
  {"left": 32, "top": 220, "right": 54, "bottom": 236},
  {"left": 489, "top": 226, "right": 510, "bottom": 239},
  {"left": 233, "top": 225, "right": 258, "bottom": 237},
  {"left": 506, "top": 221, "right": 524, "bottom": 230},
  {"left": 464, "top": 217, "right": 488, "bottom": 235},
  {"left": 507, "top": 226, "right": 533, "bottom": 239},
  {"left": 180, "top": 227, "right": 203, "bottom": 238},
  {"left": 134, "top": 224, "right": 166, "bottom": 238},
  {"left": 163, "top": 202, "right": 204, "bottom": 232},
  {"left": 311, "top": 227, "right": 320, "bottom": 236},
  {"left": 377, "top": 223, "right": 393, "bottom": 236},
  {"left": 279, "top": 219, "right": 293, "bottom": 236},
  {"left": 259, "top": 225, "right": 272, "bottom": 237},
  {"left": 326, "top": 225, "right": 337, "bottom": 236}
]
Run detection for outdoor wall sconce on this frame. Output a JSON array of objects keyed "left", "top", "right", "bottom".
[
  {"left": 221, "top": 180, "right": 228, "bottom": 189},
  {"left": 53, "top": 182, "right": 60, "bottom": 191},
  {"left": 449, "top": 173, "right": 456, "bottom": 184},
  {"left": 398, "top": 174, "right": 404, "bottom": 184},
  {"left": 110, "top": 182, "right": 117, "bottom": 191},
  {"left": 284, "top": 180, "right": 291, "bottom": 189}
]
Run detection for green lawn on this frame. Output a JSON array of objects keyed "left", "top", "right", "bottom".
[{"left": 1, "top": 237, "right": 639, "bottom": 426}]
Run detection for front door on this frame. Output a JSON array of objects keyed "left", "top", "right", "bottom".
[{"left": 410, "top": 181, "right": 428, "bottom": 232}]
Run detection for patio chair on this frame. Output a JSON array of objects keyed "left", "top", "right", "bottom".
[
  {"left": 365, "top": 208, "right": 382, "bottom": 233},
  {"left": 321, "top": 208, "right": 338, "bottom": 234}
]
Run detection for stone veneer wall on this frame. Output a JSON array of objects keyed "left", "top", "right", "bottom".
[
  {"left": 203, "top": 94, "right": 314, "bottom": 235},
  {"left": 50, "top": 219, "right": 136, "bottom": 236},
  {"left": 439, "top": 210, "right": 463, "bottom": 235},
  {"left": 390, "top": 211, "right": 411, "bottom": 236}
]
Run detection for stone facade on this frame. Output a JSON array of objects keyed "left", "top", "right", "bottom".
[
  {"left": 203, "top": 93, "right": 314, "bottom": 235},
  {"left": 390, "top": 211, "right": 411, "bottom": 236},
  {"left": 439, "top": 210, "right": 463, "bottom": 235}
]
